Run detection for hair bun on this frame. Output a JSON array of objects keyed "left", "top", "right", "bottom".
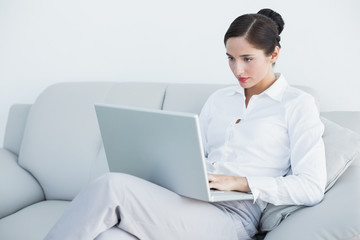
[{"left": 257, "top": 8, "right": 284, "bottom": 35}]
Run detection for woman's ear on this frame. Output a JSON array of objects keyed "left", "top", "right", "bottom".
[{"left": 271, "top": 46, "right": 280, "bottom": 64}]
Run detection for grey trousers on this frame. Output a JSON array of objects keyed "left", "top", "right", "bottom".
[{"left": 45, "top": 173, "right": 261, "bottom": 240}]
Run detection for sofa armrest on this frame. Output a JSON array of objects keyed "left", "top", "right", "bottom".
[
  {"left": 3, "top": 104, "right": 32, "bottom": 155},
  {"left": 0, "top": 148, "right": 44, "bottom": 219}
]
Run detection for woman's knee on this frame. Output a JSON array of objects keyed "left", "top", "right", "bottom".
[
  {"left": 96, "top": 172, "right": 132, "bottom": 183},
  {"left": 93, "top": 172, "right": 143, "bottom": 191},
  {"left": 89, "top": 172, "right": 126, "bottom": 191}
]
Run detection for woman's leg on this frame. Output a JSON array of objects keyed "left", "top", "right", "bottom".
[
  {"left": 95, "top": 227, "right": 139, "bottom": 240},
  {"left": 45, "top": 173, "right": 243, "bottom": 240}
]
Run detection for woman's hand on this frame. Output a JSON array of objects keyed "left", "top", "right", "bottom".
[{"left": 208, "top": 174, "right": 251, "bottom": 193}]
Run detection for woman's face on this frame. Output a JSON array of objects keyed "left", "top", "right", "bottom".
[{"left": 225, "top": 36, "right": 279, "bottom": 92}]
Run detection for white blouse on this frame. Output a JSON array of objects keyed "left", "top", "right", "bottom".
[{"left": 199, "top": 74, "right": 327, "bottom": 210}]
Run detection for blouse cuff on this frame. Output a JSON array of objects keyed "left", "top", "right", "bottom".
[{"left": 247, "top": 176, "right": 278, "bottom": 209}]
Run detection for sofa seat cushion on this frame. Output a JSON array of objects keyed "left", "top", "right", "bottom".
[
  {"left": 0, "top": 200, "right": 69, "bottom": 240},
  {"left": 18, "top": 82, "right": 167, "bottom": 200}
]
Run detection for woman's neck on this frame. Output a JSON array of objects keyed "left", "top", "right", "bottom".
[{"left": 245, "top": 72, "right": 277, "bottom": 106}]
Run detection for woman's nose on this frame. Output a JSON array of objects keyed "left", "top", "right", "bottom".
[{"left": 234, "top": 62, "right": 245, "bottom": 76}]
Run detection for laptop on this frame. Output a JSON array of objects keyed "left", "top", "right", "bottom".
[{"left": 95, "top": 103, "right": 253, "bottom": 202}]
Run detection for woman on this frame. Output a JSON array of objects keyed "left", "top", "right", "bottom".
[{"left": 45, "top": 8, "right": 326, "bottom": 240}]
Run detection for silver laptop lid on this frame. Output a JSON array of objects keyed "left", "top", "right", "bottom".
[{"left": 95, "top": 104, "right": 211, "bottom": 201}]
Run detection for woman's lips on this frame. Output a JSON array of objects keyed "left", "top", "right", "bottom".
[{"left": 238, "top": 77, "right": 249, "bottom": 82}]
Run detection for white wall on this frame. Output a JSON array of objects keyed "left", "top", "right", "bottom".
[{"left": 1, "top": 0, "right": 360, "bottom": 146}]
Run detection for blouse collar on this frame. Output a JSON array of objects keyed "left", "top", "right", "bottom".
[{"left": 232, "top": 73, "right": 288, "bottom": 102}]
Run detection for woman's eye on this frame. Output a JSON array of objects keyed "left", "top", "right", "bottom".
[
  {"left": 244, "top": 58, "right": 252, "bottom": 62},
  {"left": 228, "top": 56, "right": 235, "bottom": 61}
]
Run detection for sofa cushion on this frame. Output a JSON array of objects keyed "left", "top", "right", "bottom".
[
  {"left": 3, "top": 104, "right": 32, "bottom": 156},
  {"left": 18, "top": 82, "right": 167, "bottom": 200},
  {"left": 263, "top": 166, "right": 360, "bottom": 240},
  {"left": 259, "top": 117, "right": 360, "bottom": 232},
  {"left": 0, "top": 200, "right": 69, "bottom": 240},
  {"left": 162, "top": 83, "right": 320, "bottom": 114},
  {"left": 0, "top": 148, "right": 44, "bottom": 218},
  {"left": 321, "top": 117, "right": 360, "bottom": 190},
  {"left": 162, "top": 83, "right": 229, "bottom": 114},
  {"left": 321, "top": 111, "right": 360, "bottom": 135},
  {"left": 321, "top": 111, "right": 360, "bottom": 166}
]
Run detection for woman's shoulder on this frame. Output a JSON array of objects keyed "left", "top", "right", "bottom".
[
  {"left": 275, "top": 74, "right": 316, "bottom": 103},
  {"left": 283, "top": 84, "right": 317, "bottom": 105},
  {"left": 282, "top": 85, "right": 320, "bottom": 116}
]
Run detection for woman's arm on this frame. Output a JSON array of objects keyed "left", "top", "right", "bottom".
[
  {"left": 247, "top": 94, "right": 327, "bottom": 206},
  {"left": 207, "top": 94, "right": 327, "bottom": 207}
]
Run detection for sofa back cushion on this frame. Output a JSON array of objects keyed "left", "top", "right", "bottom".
[
  {"left": 17, "top": 81, "right": 319, "bottom": 201},
  {"left": 162, "top": 84, "right": 320, "bottom": 114},
  {"left": 162, "top": 83, "right": 230, "bottom": 114},
  {"left": 18, "top": 82, "right": 167, "bottom": 200}
]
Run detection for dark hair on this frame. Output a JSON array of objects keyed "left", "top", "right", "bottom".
[{"left": 224, "top": 8, "right": 285, "bottom": 56}]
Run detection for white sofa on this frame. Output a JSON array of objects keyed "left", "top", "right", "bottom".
[{"left": 0, "top": 82, "right": 359, "bottom": 240}]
